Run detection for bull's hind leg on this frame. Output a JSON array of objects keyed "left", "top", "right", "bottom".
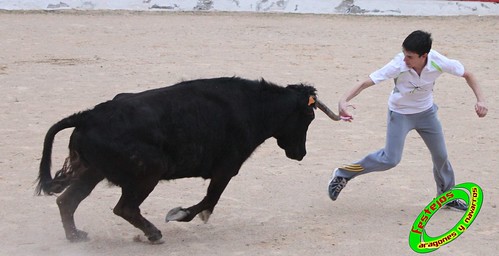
[
  {"left": 56, "top": 170, "right": 104, "bottom": 242},
  {"left": 113, "top": 178, "right": 162, "bottom": 243}
]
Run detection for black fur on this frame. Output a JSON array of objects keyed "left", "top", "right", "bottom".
[{"left": 37, "top": 77, "right": 317, "bottom": 242}]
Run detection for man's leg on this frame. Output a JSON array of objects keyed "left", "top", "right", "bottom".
[
  {"left": 416, "top": 105, "right": 465, "bottom": 211},
  {"left": 416, "top": 105, "right": 456, "bottom": 195},
  {"left": 329, "top": 110, "right": 412, "bottom": 200}
]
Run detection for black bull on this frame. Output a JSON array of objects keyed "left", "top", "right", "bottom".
[{"left": 36, "top": 77, "right": 339, "bottom": 243}]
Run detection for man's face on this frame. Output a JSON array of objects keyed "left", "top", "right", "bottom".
[{"left": 403, "top": 49, "right": 427, "bottom": 70}]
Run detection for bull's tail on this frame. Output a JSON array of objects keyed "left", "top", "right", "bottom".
[{"left": 36, "top": 111, "right": 87, "bottom": 195}]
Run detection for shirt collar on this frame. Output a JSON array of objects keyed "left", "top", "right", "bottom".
[
  {"left": 400, "top": 50, "right": 438, "bottom": 73},
  {"left": 425, "top": 50, "right": 442, "bottom": 72}
]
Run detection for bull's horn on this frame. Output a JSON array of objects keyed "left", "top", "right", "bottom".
[{"left": 316, "top": 99, "right": 341, "bottom": 121}]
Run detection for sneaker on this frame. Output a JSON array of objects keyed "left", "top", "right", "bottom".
[
  {"left": 445, "top": 199, "right": 468, "bottom": 211},
  {"left": 328, "top": 168, "right": 349, "bottom": 201}
]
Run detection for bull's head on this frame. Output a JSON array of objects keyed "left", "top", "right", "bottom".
[{"left": 274, "top": 85, "right": 340, "bottom": 161}]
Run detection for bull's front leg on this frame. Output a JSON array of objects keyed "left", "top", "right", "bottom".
[{"left": 166, "top": 174, "right": 233, "bottom": 223}]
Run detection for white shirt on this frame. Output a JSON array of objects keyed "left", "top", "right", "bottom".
[{"left": 369, "top": 50, "right": 465, "bottom": 114}]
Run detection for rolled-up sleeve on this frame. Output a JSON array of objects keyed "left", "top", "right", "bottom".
[
  {"left": 369, "top": 54, "right": 403, "bottom": 84},
  {"left": 431, "top": 50, "right": 465, "bottom": 77}
]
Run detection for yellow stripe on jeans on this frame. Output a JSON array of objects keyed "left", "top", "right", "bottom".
[{"left": 341, "top": 164, "right": 364, "bottom": 172}]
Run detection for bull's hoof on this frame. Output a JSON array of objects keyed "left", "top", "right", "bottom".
[
  {"left": 67, "top": 229, "right": 89, "bottom": 242},
  {"left": 133, "top": 234, "right": 165, "bottom": 245},
  {"left": 199, "top": 210, "right": 212, "bottom": 224},
  {"left": 150, "top": 238, "right": 165, "bottom": 245},
  {"left": 165, "top": 207, "right": 190, "bottom": 222},
  {"left": 147, "top": 231, "right": 163, "bottom": 244}
]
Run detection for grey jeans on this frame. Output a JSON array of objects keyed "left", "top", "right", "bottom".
[{"left": 336, "top": 104, "right": 455, "bottom": 195}]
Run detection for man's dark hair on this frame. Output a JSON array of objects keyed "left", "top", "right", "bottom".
[{"left": 402, "top": 30, "right": 432, "bottom": 56}]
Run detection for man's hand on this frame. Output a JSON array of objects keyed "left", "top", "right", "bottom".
[
  {"left": 338, "top": 100, "right": 355, "bottom": 122},
  {"left": 475, "top": 101, "right": 488, "bottom": 118}
]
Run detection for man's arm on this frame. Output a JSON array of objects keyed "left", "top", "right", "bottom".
[
  {"left": 462, "top": 71, "right": 488, "bottom": 118},
  {"left": 338, "top": 78, "right": 375, "bottom": 120}
]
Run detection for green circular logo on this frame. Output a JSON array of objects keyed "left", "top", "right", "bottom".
[{"left": 408, "top": 182, "right": 483, "bottom": 253}]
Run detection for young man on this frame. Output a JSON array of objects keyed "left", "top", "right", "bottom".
[{"left": 328, "top": 30, "right": 488, "bottom": 211}]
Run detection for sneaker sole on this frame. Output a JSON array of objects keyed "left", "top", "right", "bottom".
[{"left": 443, "top": 205, "right": 468, "bottom": 212}]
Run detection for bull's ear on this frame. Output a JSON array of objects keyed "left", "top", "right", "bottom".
[{"left": 308, "top": 96, "right": 315, "bottom": 106}]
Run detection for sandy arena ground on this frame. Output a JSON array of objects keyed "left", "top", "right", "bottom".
[{"left": 0, "top": 11, "right": 498, "bottom": 256}]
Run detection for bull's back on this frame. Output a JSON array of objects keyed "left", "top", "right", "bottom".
[{"left": 72, "top": 78, "right": 258, "bottom": 184}]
